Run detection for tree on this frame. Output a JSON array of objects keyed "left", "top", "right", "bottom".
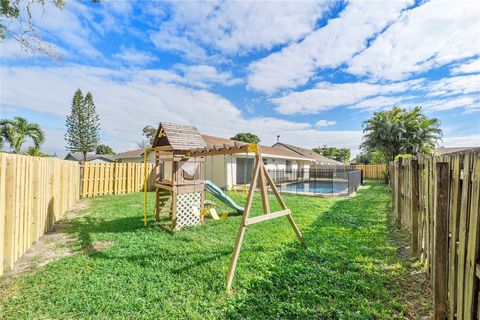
[
  {"left": 352, "top": 150, "right": 385, "bottom": 164},
  {"left": 96, "top": 144, "right": 114, "bottom": 155},
  {"left": 1, "top": 0, "right": 98, "bottom": 60},
  {"left": 24, "top": 146, "right": 49, "bottom": 157},
  {"left": 312, "top": 145, "right": 351, "bottom": 163},
  {"left": 0, "top": 116, "right": 45, "bottom": 153},
  {"left": 65, "top": 89, "right": 100, "bottom": 162},
  {"left": 144, "top": 125, "right": 157, "bottom": 144},
  {"left": 230, "top": 132, "right": 260, "bottom": 144},
  {"left": 136, "top": 125, "right": 157, "bottom": 148},
  {"left": 360, "top": 106, "right": 442, "bottom": 163}
]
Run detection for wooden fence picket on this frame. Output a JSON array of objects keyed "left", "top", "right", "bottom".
[
  {"left": 390, "top": 153, "right": 480, "bottom": 319},
  {"left": 0, "top": 154, "right": 80, "bottom": 276}
]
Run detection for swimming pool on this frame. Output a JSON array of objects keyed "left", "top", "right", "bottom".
[{"left": 278, "top": 180, "right": 349, "bottom": 195}]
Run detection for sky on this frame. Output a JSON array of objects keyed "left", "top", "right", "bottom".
[{"left": 1, "top": 0, "right": 479, "bottom": 158}]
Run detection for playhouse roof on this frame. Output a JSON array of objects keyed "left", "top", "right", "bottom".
[{"left": 152, "top": 122, "right": 206, "bottom": 151}]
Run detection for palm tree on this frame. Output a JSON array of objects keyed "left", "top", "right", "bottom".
[
  {"left": 360, "top": 106, "right": 442, "bottom": 163},
  {"left": 0, "top": 117, "right": 45, "bottom": 154}
]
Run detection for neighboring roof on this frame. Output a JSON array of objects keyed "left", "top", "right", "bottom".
[
  {"left": 201, "top": 135, "right": 314, "bottom": 161},
  {"left": 435, "top": 147, "right": 480, "bottom": 155},
  {"left": 64, "top": 153, "right": 117, "bottom": 162},
  {"left": 115, "top": 148, "right": 145, "bottom": 159},
  {"left": 272, "top": 142, "right": 343, "bottom": 165},
  {"left": 152, "top": 122, "right": 206, "bottom": 150}
]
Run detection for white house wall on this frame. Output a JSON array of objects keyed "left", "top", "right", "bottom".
[
  {"left": 204, "top": 155, "right": 228, "bottom": 189},
  {"left": 203, "top": 153, "right": 313, "bottom": 190}
]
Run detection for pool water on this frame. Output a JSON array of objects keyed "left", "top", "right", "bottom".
[{"left": 278, "top": 180, "right": 348, "bottom": 195}]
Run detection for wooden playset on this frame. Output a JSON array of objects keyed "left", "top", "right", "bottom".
[{"left": 143, "top": 122, "right": 307, "bottom": 290}]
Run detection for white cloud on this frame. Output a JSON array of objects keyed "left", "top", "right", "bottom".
[
  {"left": 451, "top": 59, "right": 480, "bottom": 75},
  {"left": 150, "top": 1, "right": 328, "bottom": 60},
  {"left": 272, "top": 79, "right": 423, "bottom": 114},
  {"left": 1, "top": 65, "right": 363, "bottom": 156},
  {"left": 175, "top": 64, "right": 242, "bottom": 88},
  {"left": 352, "top": 96, "right": 405, "bottom": 111},
  {"left": 113, "top": 47, "right": 157, "bottom": 65},
  {"left": 247, "top": 0, "right": 412, "bottom": 93},
  {"left": 315, "top": 120, "right": 336, "bottom": 127},
  {"left": 347, "top": 0, "right": 480, "bottom": 80},
  {"left": 426, "top": 74, "right": 480, "bottom": 98},
  {"left": 441, "top": 135, "right": 480, "bottom": 148},
  {"left": 421, "top": 96, "right": 479, "bottom": 112}
]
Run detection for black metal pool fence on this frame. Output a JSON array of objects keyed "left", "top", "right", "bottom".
[{"left": 267, "top": 167, "right": 363, "bottom": 196}]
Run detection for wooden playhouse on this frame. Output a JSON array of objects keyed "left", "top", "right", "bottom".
[{"left": 148, "top": 122, "right": 207, "bottom": 231}]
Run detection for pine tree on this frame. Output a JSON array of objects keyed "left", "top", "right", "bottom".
[{"left": 65, "top": 89, "right": 100, "bottom": 162}]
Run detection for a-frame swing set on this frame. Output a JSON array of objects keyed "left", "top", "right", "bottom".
[{"left": 143, "top": 123, "right": 306, "bottom": 291}]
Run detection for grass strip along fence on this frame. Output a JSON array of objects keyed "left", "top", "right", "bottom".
[
  {"left": 0, "top": 153, "right": 80, "bottom": 276},
  {"left": 390, "top": 153, "right": 480, "bottom": 319}
]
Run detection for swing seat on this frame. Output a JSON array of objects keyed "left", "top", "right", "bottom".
[
  {"left": 209, "top": 208, "right": 220, "bottom": 220},
  {"left": 220, "top": 210, "right": 228, "bottom": 221}
]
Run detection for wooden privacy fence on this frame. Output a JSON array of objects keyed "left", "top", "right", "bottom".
[
  {"left": 390, "top": 154, "right": 480, "bottom": 319},
  {"left": 354, "top": 164, "right": 386, "bottom": 180},
  {"left": 0, "top": 153, "right": 80, "bottom": 276},
  {"left": 81, "top": 162, "right": 155, "bottom": 197}
]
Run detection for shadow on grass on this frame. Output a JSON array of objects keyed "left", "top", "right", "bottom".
[
  {"left": 67, "top": 216, "right": 144, "bottom": 247},
  {"left": 223, "top": 181, "right": 406, "bottom": 318}
]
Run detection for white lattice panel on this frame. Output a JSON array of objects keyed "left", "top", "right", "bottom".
[{"left": 176, "top": 192, "right": 202, "bottom": 229}]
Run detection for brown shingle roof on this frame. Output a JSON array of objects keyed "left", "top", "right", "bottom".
[
  {"left": 272, "top": 142, "right": 343, "bottom": 164},
  {"left": 153, "top": 122, "right": 206, "bottom": 150},
  {"left": 116, "top": 148, "right": 145, "bottom": 158}
]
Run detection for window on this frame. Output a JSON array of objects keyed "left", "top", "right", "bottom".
[{"left": 286, "top": 160, "right": 292, "bottom": 174}]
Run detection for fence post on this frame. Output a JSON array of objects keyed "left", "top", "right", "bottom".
[
  {"left": 360, "top": 169, "right": 364, "bottom": 185},
  {"left": 433, "top": 162, "right": 448, "bottom": 320},
  {"left": 396, "top": 158, "right": 403, "bottom": 225},
  {"left": 411, "top": 159, "right": 420, "bottom": 257}
]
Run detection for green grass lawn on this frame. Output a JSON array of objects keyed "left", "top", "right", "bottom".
[{"left": 1, "top": 182, "right": 417, "bottom": 319}]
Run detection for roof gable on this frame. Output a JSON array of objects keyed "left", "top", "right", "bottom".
[
  {"left": 272, "top": 142, "right": 343, "bottom": 164},
  {"left": 152, "top": 122, "right": 206, "bottom": 150}
]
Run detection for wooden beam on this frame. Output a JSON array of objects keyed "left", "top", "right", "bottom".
[
  {"left": 262, "top": 164, "right": 287, "bottom": 209},
  {"left": 258, "top": 160, "right": 270, "bottom": 214},
  {"left": 262, "top": 164, "right": 307, "bottom": 248},
  {"left": 226, "top": 156, "right": 260, "bottom": 291},
  {"left": 411, "top": 159, "right": 420, "bottom": 256},
  {"left": 463, "top": 154, "right": 480, "bottom": 320},
  {"left": 245, "top": 209, "right": 290, "bottom": 226},
  {"left": 186, "top": 146, "right": 249, "bottom": 157},
  {"left": 433, "top": 162, "right": 449, "bottom": 320},
  {"left": 396, "top": 158, "right": 403, "bottom": 224}
]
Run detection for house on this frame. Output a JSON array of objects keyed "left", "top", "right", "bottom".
[
  {"left": 64, "top": 152, "right": 117, "bottom": 163},
  {"left": 271, "top": 142, "right": 343, "bottom": 165},
  {"left": 115, "top": 148, "right": 155, "bottom": 163},
  {"left": 202, "top": 135, "right": 315, "bottom": 189},
  {"left": 435, "top": 146, "right": 480, "bottom": 155}
]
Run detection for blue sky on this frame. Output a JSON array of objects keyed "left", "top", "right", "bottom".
[{"left": 1, "top": 0, "right": 479, "bottom": 157}]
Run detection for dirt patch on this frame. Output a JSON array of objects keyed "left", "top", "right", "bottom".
[
  {"left": 1, "top": 223, "right": 76, "bottom": 285},
  {"left": 1, "top": 199, "right": 93, "bottom": 285},
  {"left": 64, "top": 199, "right": 92, "bottom": 220},
  {"left": 390, "top": 223, "right": 433, "bottom": 319},
  {"left": 80, "top": 241, "right": 114, "bottom": 254}
]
